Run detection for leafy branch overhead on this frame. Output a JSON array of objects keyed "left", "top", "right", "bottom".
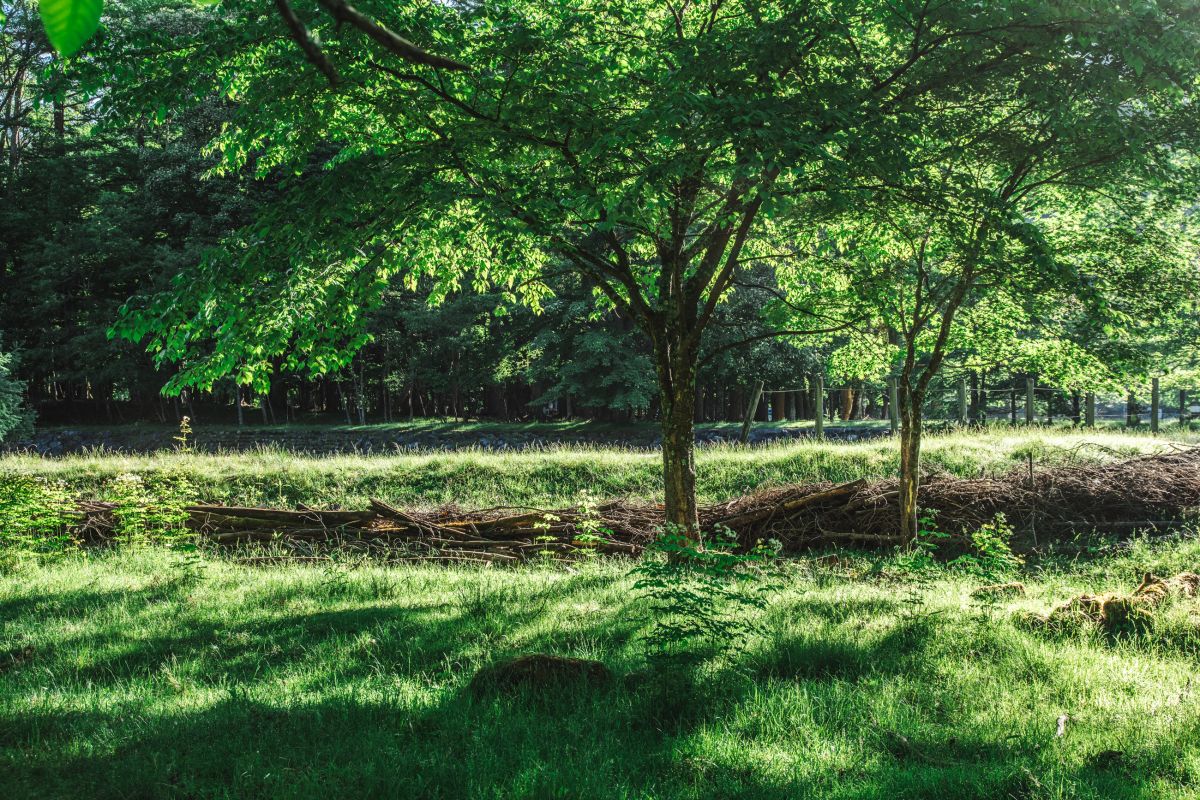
[{"left": 37, "top": 0, "right": 468, "bottom": 70}]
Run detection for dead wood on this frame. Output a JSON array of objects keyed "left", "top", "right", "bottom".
[{"left": 66, "top": 448, "right": 1200, "bottom": 563}]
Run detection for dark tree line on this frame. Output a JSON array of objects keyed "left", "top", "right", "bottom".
[{"left": 0, "top": 75, "right": 828, "bottom": 426}]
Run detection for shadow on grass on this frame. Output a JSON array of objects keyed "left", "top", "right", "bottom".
[{"left": 0, "top": 580, "right": 1190, "bottom": 799}]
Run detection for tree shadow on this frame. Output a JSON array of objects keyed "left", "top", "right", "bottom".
[{"left": 1, "top": 576, "right": 1190, "bottom": 799}]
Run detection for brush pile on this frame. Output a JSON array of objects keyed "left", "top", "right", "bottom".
[
  {"left": 72, "top": 448, "right": 1200, "bottom": 562},
  {"left": 713, "top": 446, "right": 1200, "bottom": 551}
]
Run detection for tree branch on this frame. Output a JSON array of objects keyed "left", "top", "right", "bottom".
[
  {"left": 275, "top": 0, "right": 339, "bottom": 87},
  {"left": 315, "top": 0, "right": 469, "bottom": 71}
]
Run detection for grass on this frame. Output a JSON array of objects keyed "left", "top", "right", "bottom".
[
  {"left": 2, "top": 427, "right": 1196, "bottom": 510},
  {"left": 3, "top": 537, "right": 1200, "bottom": 799}
]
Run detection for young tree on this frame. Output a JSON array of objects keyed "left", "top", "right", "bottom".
[
  {"left": 785, "top": 178, "right": 1200, "bottom": 541},
  {"left": 98, "top": 0, "right": 1199, "bottom": 531}
]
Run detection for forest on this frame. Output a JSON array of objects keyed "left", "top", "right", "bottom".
[{"left": 4, "top": 1, "right": 1200, "bottom": 798}]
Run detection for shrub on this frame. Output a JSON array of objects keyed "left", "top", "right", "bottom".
[
  {"left": 104, "top": 472, "right": 196, "bottom": 547},
  {"left": 0, "top": 475, "right": 77, "bottom": 563},
  {"left": 891, "top": 511, "right": 948, "bottom": 575},
  {"left": 950, "top": 513, "right": 1023, "bottom": 581},
  {"left": 892, "top": 511, "right": 1022, "bottom": 582},
  {"left": 632, "top": 524, "right": 780, "bottom": 663}
]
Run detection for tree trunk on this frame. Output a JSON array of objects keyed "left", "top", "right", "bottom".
[
  {"left": 898, "top": 391, "right": 923, "bottom": 543},
  {"left": 755, "top": 390, "right": 769, "bottom": 421},
  {"left": 658, "top": 368, "right": 700, "bottom": 533},
  {"left": 839, "top": 387, "right": 854, "bottom": 421}
]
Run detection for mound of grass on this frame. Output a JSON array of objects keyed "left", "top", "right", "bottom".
[
  {"left": 1, "top": 428, "right": 1192, "bottom": 510},
  {"left": 2, "top": 536, "right": 1200, "bottom": 799}
]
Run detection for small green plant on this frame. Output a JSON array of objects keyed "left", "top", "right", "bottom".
[
  {"left": 950, "top": 513, "right": 1022, "bottom": 581},
  {"left": 0, "top": 475, "right": 78, "bottom": 563},
  {"left": 892, "top": 511, "right": 949, "bottom": 575},
  {"left": 174, "top": 416, "right": 194, "bottom": 452},
  {"left": 571, "top": 492, "right": 615, "bottom": 557},
  {"left": 105, "top": 472, "right": 195, "bottom": 548},
  {"left": 633, "top": 524, "right": 780, "bottom": 663},
  {"left": 532, "top": 511, "right": 563, "bottom": 562}
]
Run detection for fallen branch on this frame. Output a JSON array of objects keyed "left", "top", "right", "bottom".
[{"left": 65, "top": 449, "right": 1200, "bottom": 563}]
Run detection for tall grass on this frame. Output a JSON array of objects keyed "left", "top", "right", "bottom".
[{"left": 1, "top": 428, "right": 1193, "bottom": 509}]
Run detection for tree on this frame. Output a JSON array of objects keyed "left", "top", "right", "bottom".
[
  {"left": 96, "top": 0, "right": 1200, "bottom": 531},
  {"left": 0, "top": 345, "right": 31, "bottom": 441},
  {"left": 31, "top": 0, "right": 467, "bottom": 69},
  {"left": 784, "top": 143, "right": 1200, "bottom": 540}
]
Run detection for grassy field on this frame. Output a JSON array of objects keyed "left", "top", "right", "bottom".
[
  {"left": 3, "top": 537, "right": 1200, "bottom": 799},
  {"left": 3, "top": 428, "right": 1196, "bottom": 509}
]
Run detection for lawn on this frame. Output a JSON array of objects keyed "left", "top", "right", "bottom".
[
  {"left": 4, "top": 427, "right": 1200, "bottom": 798},
  {"left": 3, "top": 537, "right": 1200, "bottom": 799},
  {"left": 2, "top": 427, "right": 1195, "bottom": 510}
]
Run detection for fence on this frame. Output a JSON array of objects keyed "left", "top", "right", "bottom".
[{"left": 734, "top": 375, "right": 1197, "bottom": 442}]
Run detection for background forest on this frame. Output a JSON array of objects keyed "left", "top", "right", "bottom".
[{"left": 2, "top": 0, "right": 1197, "bottom": 437}]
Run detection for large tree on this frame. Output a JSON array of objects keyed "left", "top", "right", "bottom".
[{"left": 97, "top": 0, "right": 1199, "bottom": 531}]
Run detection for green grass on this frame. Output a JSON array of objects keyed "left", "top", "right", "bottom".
[
  {"left": 3, "top": 537, "right": 1200, "bottom": 799},
  {"left": 2, "top": 427, "right": 1196, "bottom": 509}
]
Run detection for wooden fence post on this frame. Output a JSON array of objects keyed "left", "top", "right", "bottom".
[
  {"left": 814, "top": 375, "right": 825, "bottom": 439},
  {"left": 1151, "top": 377, "right": 1161, "bottom": 434},
  {"left": 739, "top": 380, "right": 764, "bottom": 445},
  {"left": 1025, "top": 377, "right": 1035, "bottom": 427}
]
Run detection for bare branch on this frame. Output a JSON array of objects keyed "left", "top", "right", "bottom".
[
  {"left": 274, "top": 0, "right": 340, "bottom": 87},
  {"left": 315, "top": 0, "right": 469, "bottom": 71}
]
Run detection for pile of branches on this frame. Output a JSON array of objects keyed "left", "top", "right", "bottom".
[
  {"left": 77, "top": 498, "right": 646, "bottom": 564},
  {"left": 712, "top": 447, "right": 1200, "bottom": 552},
  {"left": 72, "top": 448, "right": 1200, "bottom": 561}
]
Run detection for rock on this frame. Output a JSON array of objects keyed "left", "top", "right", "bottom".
[{"left": 468, "top": 653, "right": 613, "bottom": 697}]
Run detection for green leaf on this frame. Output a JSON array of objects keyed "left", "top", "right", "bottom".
[{"left": 40, "top": 0, "right": 103, "bottom": 57}]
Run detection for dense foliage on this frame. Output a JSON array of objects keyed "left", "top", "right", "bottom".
[
  {"left": 3, "top": 0, "right": 1200, "bottom": 532},
  {"left": 0, "top": 346, "right": 31, "bottom": 441}
]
